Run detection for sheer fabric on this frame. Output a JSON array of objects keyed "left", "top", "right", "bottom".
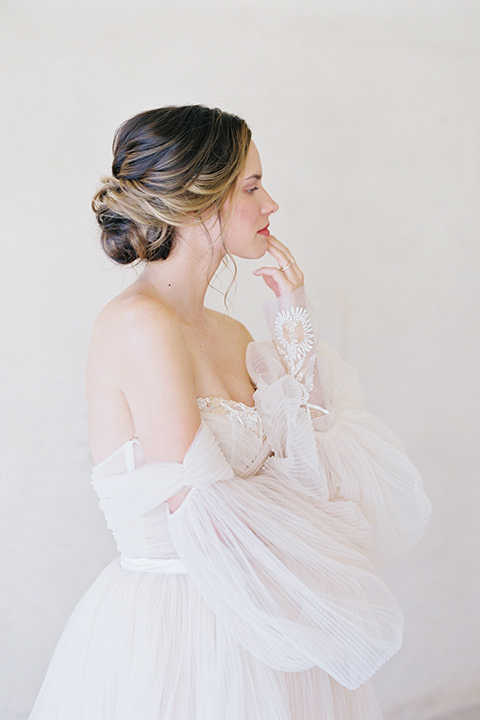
[
  {"left": 257, "top": 287, "right": 431, "bottom": 564},
  {"left": 28, "top": 290, "right": 430, "bottom": 720}
]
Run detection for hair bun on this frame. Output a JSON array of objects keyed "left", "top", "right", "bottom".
[{"left": 92, "top": 177, "right": 141, "bottom": 264}]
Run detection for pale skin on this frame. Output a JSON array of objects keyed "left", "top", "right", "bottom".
[{"left": 86, "top": 141, "right": 304, "bottom": 512}]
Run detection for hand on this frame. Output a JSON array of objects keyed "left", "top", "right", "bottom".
[{"left": 252, "top": 235, "right": 304, "bottom": 297}]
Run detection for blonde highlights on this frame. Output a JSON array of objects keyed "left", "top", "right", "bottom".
[{"left": 92, "top": 106, "right": 251, "bottom": 264}]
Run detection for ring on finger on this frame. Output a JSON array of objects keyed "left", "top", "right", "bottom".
[{"left": 280, "top": 259, "right": 295, "bottom": 272}]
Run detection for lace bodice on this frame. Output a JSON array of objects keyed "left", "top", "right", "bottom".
[
  {"left": 196, "top": 396, "right": 266, "bottom": 442},
  {"left": 92, "top": 396, "right": 266, "bottom": 475}
]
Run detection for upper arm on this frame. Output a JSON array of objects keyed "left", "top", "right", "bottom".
[{"left": 115, "top": 296, "right": 201, "bottom": 464}]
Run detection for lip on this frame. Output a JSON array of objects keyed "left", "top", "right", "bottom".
[{"left": 257, "top": 224, "right": 270, "bottom": 237}]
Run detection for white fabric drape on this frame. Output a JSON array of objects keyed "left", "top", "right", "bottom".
[{"left": 28, "top": 287, "right": 431, "bottom": 719}]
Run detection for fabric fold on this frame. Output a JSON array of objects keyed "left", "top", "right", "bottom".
[
  {"left": 162, "top": 420, "right": 404, "bottom": 690},
  {"left": 247, "top": 288, "right": 431, "bottom": 566},
  {"left": 167, "top": 470, "right": 403, "bottom": 689},
  {"left": 28, "top": 287, "right": 431, "bottom": 719}
]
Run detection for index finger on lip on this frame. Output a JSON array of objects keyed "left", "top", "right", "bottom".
[
  {"left": 267, "top": 241, "right": 292, "bottom": 260},
  {"left": 266, "top": 240, "right": 285, "bottom": 257},
  {"left": 267, "top": 235, "right": 294, "bottom": 256},
  {"left": 267, "top": 246, "right": 290, "bottom": 265}
]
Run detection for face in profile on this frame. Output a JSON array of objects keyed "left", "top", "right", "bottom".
[{"left": 221, "top": 141, "right": 279, "bottom": 260}]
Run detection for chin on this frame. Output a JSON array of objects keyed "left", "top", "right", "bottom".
[
  {"left": 250, "top": 238, "right": 268, "bottom": 259},
  {"left": 228, "top": 238, "right": 268, "bottom": 260}
]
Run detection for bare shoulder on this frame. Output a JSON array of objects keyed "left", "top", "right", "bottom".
[
  {"left": 90, "top": 292, "right": 181, "bottom": 351},
  {"left": 88, "top": 291, "right": 190, "bottom": 386},
  {"left": 87, "top": 290, "right": 199, "bottom": 461},
  {"left": 88, "top": 290, "right": 195, "bottom": 409}
]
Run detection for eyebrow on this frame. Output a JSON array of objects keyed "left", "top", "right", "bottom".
[{"left": 244, "top": 173, "right": 262, "bottom": 182}]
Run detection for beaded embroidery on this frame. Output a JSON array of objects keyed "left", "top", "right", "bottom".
[
  {"left": 273, "top": 305, "right": 329, "bottom": 417},
  {"left": 197, "top": 397, "right": 266, "bottom": 442},
  {"left": 274, "top": 306, "right": 314, "bottom": 376}
]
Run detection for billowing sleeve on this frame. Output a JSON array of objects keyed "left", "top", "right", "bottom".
[
  {"left": 163, "top": 420, "right": 404, "bottom": 690},
  {"left": 247, "top": 286, "right": 431, "bottom": 566}
]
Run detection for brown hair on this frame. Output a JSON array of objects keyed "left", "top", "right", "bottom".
[{"left": 92, "top": 105, "right": 251, "bottom": 264}]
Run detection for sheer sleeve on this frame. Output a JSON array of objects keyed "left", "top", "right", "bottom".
[
  {"left": 93, "top": 418, "right": 406, "bottom": 688},
  {"left": 163, "top": 419, "right": 404, "bottom": 690},
  {"left": 247, "top": 286, "right": 431, "bottom": 566}
]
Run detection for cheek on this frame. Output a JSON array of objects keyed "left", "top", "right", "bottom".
[
  {"left": 223, "top": 198, "right": 260, "bottom": 249},
  {"left": 236, "top": 204, "right": 259, "bottom": 231},
  {"left": 233, "top": 196, "right": 258, "bottom": 222}
]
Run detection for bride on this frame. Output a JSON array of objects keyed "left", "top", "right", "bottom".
[
  {"left": 29, "top": 105, "right": 431, "bottom": 719},
  {"left": 87, "top": 108, "right": 281, "bottom": 494}
]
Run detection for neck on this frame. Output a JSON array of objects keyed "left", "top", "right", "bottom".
[{"left": 134, "top": 225, "right": 225, "bottom": 326}]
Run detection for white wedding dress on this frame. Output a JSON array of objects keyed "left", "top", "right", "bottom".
[{"left": 28, "top": 289, "right": 431, "bottom": 720}]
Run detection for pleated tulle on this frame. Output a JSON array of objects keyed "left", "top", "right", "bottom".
[
  {"left": 167, "top": 467, "right": 403, "bottom": 688},
  {"left": 29, "top": 325, "right": 430, "bottom": 719},
  {"left": 29, "top": 558, "right": 384, "bottom": 720},
  {"left": 28, "top": 559, "right": 291, "bottom": 720},
  {"left": 247, "top": 338, "right": 431, "bottom": 565}
]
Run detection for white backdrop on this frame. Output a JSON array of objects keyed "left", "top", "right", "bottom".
[{"left": 1, "top": 1, "right": 479, "bottom": 718}]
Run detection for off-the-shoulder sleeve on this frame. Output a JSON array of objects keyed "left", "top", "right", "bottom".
[
  {"left": 151, "top": 419, "right": 404, "bottom": 690},
  {"left": 93, "top": 420, "right": 405, "bottom": 688},
  {"left": 247, "top": 286, "right": 431, "bottom": 566}
]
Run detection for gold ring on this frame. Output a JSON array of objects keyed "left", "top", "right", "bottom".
[{"left": 280, "top": 259, "right": 294, "bottom": 272}]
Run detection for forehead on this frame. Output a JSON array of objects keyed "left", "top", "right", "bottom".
[{"left": 242, "top": 141, "right": 262, "bottom": 176}]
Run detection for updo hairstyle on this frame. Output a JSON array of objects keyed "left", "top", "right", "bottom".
[{"left": 92, "top": 105, "right": 252, "bottom": 264}]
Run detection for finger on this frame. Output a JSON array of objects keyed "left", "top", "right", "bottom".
[
  {"left": 265, "top": 237, "right": 301, "bottom": 275},
  {"left": 282, "top": 259, "right": 304, "bottom": 284},
  {"left": 265, "top": 238, "right": 290, "bottom": 262},
  {"left": 266, "top": 235, "right": 295, "bottom": 258},
  {"left": 267, "top": 249, "right": 303, "bottom": 284},
  {"left": 253, "top": 266, "right": 291, "bottom": 284},
  {"left": 262, "top": 274, "right": 281, "bottom": 294},
  {"left": 255, "top": 259, "right": 304, "bottom": 294},
  {"left": 252, "top": 266, "right": 297, "bottom": 294},
  {"left": 266, "top": 235, "right": 292, "bottom": 256},
  {"left": 254, "top": 254, "right": 301, "bottom": 279},
  {"left": 253, "top": 266, "right": 284, "bottom": 277},
  {"left": 266, "top": 244, "right": 293, "bottom": 269}
]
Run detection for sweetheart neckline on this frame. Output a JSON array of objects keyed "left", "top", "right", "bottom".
[
  {"left": 197, "top": 395, "right": 257, "bottom": 411},
  {"left": 92, "top": 396, "right": 260, "bottom": 470}
]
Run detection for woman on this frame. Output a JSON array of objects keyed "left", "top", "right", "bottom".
[{"left": 29, "top": 105, "right": 431, "bottom": 719}]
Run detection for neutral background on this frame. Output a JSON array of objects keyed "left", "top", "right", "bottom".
[{"left": 1, "top": 1, "right": 479, "bottom": 718}]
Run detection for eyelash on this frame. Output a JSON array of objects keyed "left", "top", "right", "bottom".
[{"left": 247, "top": 186, "right": 259, "bottom": 193}]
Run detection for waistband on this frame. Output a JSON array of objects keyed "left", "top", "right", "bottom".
[{"left": 120, "top": 555, "right": 188, "bottom": 574}]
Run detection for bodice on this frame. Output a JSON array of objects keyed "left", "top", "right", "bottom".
[{"left": 91, "top": 398, "right": 272, "bottom": 565}]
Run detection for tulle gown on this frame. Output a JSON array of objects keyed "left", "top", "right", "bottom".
[{"left": 28, "top": 289, "right": 431, "bottom": 720}]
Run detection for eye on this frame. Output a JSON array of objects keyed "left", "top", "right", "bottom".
[{"left": 247, "top": 186, "right": 259, "bottom": 194}]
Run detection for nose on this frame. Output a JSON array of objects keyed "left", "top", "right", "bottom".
[{"left": 262, "top": 189, "right": 279, "bottom": 215}]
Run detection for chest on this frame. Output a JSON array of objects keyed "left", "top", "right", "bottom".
[{"left": 182, "top": 328, "right": 255, "bottom": 405}]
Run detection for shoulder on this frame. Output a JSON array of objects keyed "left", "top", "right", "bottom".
[
  {"left": 96, "top": 291, "right": 180, "bottom": 334},
  {"left": 91, "top": 292, "right": 183, "bottom": 353},
  {"left": 87, "top": 291, "right": 192, "bottom": 393}
]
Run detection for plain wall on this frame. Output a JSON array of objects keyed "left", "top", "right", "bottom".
[{"left": 1, "top": 1, "right": 479, "bottom": 718}]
